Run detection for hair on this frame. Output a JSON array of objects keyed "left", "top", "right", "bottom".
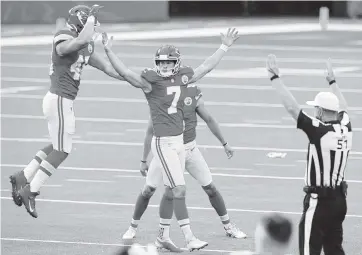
[
  {"left": 316, "top": 107, "right": 338, "bottom": 122},
  {"left": 261, "top": 213, "right": 293, "bottom": 244}
]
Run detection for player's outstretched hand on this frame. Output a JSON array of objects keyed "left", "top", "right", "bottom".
[
  {"left": 325, "top": 58, "right": 336, "bottom": 83},
  {"left": 140, "top": 162, "right": 149, "bottom": 177},
  {"left": 224, "top": 143, "right": 234, "bottom": 159},
  {"left": 266, "top": 54, "right": 280, "bottom": 79},
  {"left": 102, "top": 32, "right": 113, "bottom": 50},
  {"left": 220, "top": 28, "right": 239, "bottom": 47},
  {"left": 89, "top": 4, "right": 103, "bottom": 16}
]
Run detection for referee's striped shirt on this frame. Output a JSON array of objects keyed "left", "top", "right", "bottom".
[{"left": 297, "top": 110, "right": 353, "bottom": 187}]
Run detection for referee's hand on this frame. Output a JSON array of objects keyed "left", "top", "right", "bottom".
[
  {"left": 325, "top": 58, "right": 336, "bottom": 83},
  {"left": 266, "top": 54, "right": 280, "bottom": 78}
]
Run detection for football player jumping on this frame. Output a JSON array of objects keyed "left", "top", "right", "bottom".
[
  {"left": 9, "top": 4, "right": 126, "bottom": 218},
  {"left": 122, "top": 84, "right": 247, "bottom": 251},
  {"left": 102, "top": 28, "right": 239, "bottom": 251}
]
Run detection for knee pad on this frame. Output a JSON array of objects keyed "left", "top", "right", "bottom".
[
  {"left": 172, "top": 185, "right": 186, "bottom": 199},
  {"left": 202, "top": 183, "right": 217, "bottom": 197},
  {"left": 142, "top": 185, "right": 156, "bottom": 198},
  {"left": 163, "top": 186, "right": 174, "bottom": 200}
]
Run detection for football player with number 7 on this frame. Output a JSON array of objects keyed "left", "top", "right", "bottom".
[
  {"left": 9, "top": 4, "right": 128, "bottom": 219},
  {"left": 102, "top": 28, "right": 239, "bottom": 251}
]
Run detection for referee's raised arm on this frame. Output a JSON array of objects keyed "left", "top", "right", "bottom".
[
  {"left": 266, "top": 54, "right": 351, "bottom": 255},
  {"left": 325, "top": 59, "right": 348, "bottom": 112},
  {"left": 266, "top": 54, "right": 301, "bottom": 121}
]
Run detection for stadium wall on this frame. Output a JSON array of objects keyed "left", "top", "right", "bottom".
[
  {"left": 1, "top": 1, "right": 359, "bottom": 25},
  {"left": 169, "top": 1, "right": 352, "bottom": 17},
  {"left": 1, "top": 1, "right": 169, "bottom": 24}
]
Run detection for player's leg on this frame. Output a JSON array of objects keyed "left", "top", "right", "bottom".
[
  {"left": 122, "top": 158, "right": 161, "bottom": 239},
  {"left": 9, "top": 144, "right": 53, "bottom": 207},
  {"left": 152, "top": 136, "right": 207, "bottom": 251},
  {"left": 155, "top": 186, "right": 182, "bottom": 253},
  {"left": 185, "top": 144, "right": 246, "bottom": 238},
  {"left": 19, "top": 93, "right": 73, "bottom": 218}
]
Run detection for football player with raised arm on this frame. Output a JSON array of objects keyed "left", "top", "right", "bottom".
[
  {"left": 10, "top": 4, "right": 126, "bottom": 218},
  {"left": 102, "top": 28, "right": 239, "bottom": 251},
  {"left": 122, "top": 84, "right": 247, "bottom": 252}
]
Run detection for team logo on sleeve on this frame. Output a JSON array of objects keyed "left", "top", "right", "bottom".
[
  {"left": 184, "top": 97, "right": 192, "bottom": 106},
  {"left": 181, "top": 75, "right": 189, "bottom": 84}
]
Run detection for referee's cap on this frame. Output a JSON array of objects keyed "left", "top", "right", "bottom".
[{"left": 306, "top": 92, "right": 339, "bottom": 112}]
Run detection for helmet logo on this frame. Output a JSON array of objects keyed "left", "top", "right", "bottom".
[
  {"left": 181, "top": 75, "right": 189, "bottom": 84},
  {"left": 184, "top": 97, "right": 192, "bottom": 106}
]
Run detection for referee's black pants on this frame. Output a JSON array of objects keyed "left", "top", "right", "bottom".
[{"left": 298, "top": 188, "right": 347, "bottom": 255}]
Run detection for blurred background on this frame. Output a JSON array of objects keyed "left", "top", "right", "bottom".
[{"left": 1, "top": 1, "right": 362, "bottom": 24}]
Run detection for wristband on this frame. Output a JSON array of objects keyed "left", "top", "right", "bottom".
[
  {"left": 270, "top": 74, "right": 279, "bottom": 81},
  {"left": 222, "top": 142, "right": 228, "bottom": 146},
  {"left": 219, "top": 44, "right": 229, "bottom": 52},
  {"left": 329, "top": 79, "right": 336, "bottom": 85},
  {"left": 141, "top": 160, "right": 147, "bottom": 163}
]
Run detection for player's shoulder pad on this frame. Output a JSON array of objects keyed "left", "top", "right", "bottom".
[
  {"left": 53, "top": 29, "right": 76, "bottom": 44},
  {"left": 179, "top": 65, "right": 194, "bottom": 77},
  {"left": 141, "top": 68, "right": 158, "bottom": 82},
  {"left": 186, "top": 85, "right": 202, "bottom": 100}
]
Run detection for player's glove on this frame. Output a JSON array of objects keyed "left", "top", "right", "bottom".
[
  {"left": 140, "top": 161, "right": 149, "bottom": 177},
  {"left": 102, "top": 32, "right": 114, "bottom": 50},
  {"left": 325, "top": 58, "right": 336, "bottom": 85},
  {"left": 266, "top": 54, "right": 280, "bottom": 80}
]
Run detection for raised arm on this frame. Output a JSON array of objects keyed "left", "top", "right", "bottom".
[
  {"left": 196, "top": 98, "right": 234, "bottom": 158},
  {"left": 189, "top": 28, "right": 239, "bottom": 84},
  {"left": 325, "top": 59, "right": 348, "bottom": 112},
  {"left": 266, "top": 54, "right": 301, "bottom": 121},
  {"left": 88, "top": 51, "right": 126, "bottom": 81},
  {"left": 101, "top": 32, "right": 151, "bottom": 93}
]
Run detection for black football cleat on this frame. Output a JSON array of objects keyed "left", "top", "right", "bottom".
[
  {"left": 19, "top": 184, "right": 39, "bottom": 218},
  {"left": 9, "top": 171, "right": 27, "bottom": 206}
]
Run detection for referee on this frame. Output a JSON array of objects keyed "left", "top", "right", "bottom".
[{"left": 266, "top": 55, "right": 352, "bottom": 255}]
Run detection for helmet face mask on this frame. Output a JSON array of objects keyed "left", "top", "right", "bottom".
[
  {"left": 67, "top": 5, "right": 99, "bottom": 34},
  {"left": 154, "top": 45, "right": 181, "bottom": 78}
]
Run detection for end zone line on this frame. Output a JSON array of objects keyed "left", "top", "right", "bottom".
[
  {"left": 1, "top": 197, "right": 361, "bottom": 218},
  {"left": 0, "top": 237, "right": 232, "bottom": 253}
]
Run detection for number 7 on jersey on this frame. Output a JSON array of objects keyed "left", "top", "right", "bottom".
[{"left": 167, "top": 86, "right": 181, "bottom": 114}]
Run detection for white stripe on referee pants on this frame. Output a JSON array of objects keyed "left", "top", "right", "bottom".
[{"left": 304, "top": 195, "right": 318, "bottom": 255}]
